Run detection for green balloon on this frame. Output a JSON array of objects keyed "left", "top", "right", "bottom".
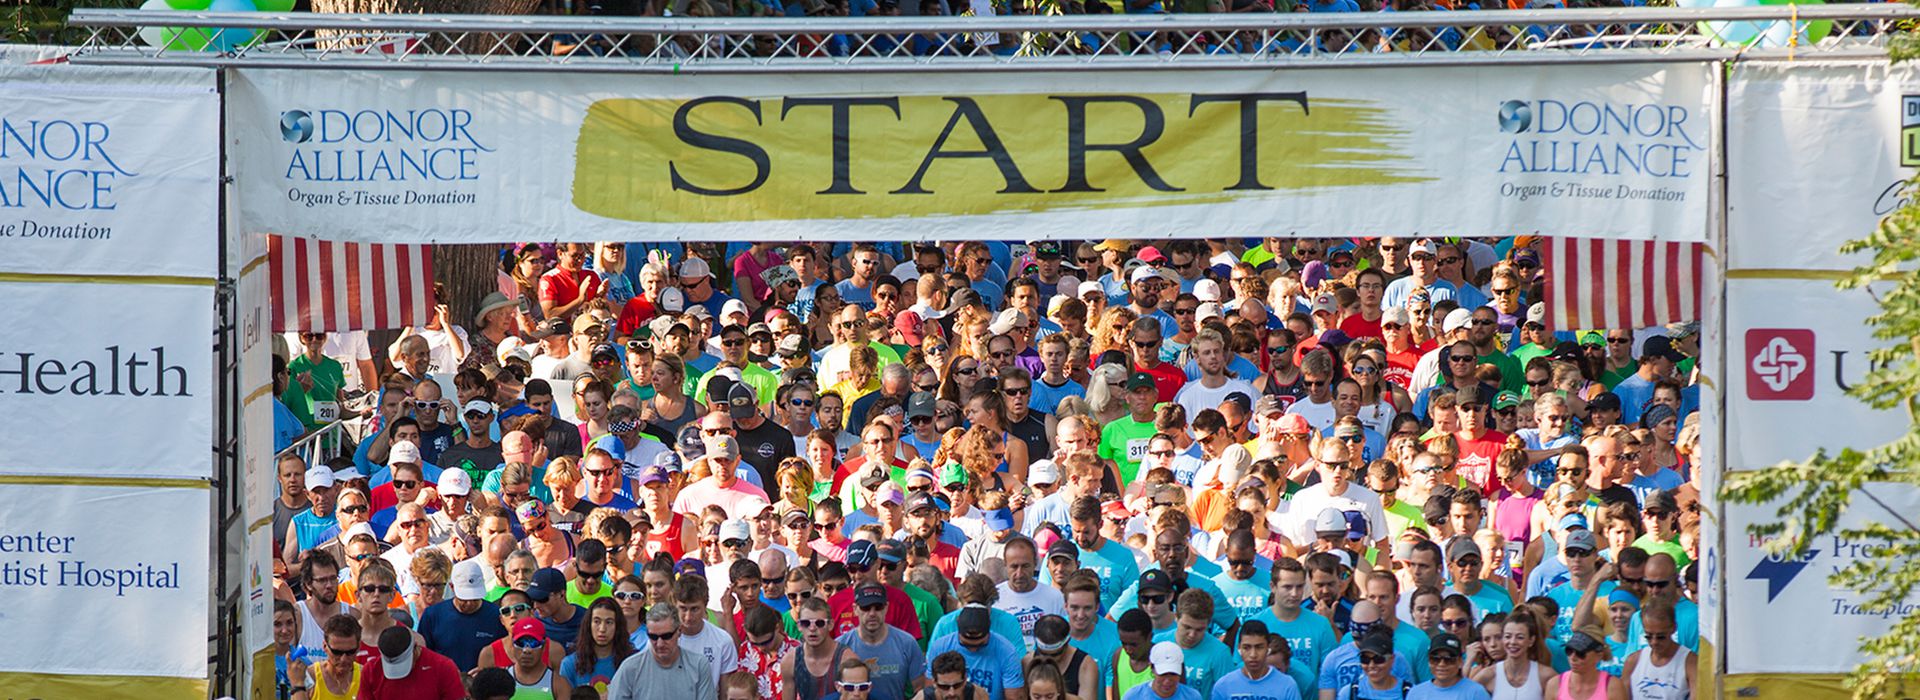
[
  {"left": 253, "top": 0, "right": 297, "bottom": 10},
  {"left": 160, "top": 26, "right": 214, "bottom": 51},
  {"left": 165, "top": 0, "right": 214, "bottom": 8},
  {"left": 1758, "top": 0, "right": 1833, "bottom": 44}
]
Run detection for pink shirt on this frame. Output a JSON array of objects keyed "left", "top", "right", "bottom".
[
  {"left": 671, "top": 476, "right": 771, "bottom": 519},
  {"left": 732, "top": 249, "right": 786, "bottom": 304}
]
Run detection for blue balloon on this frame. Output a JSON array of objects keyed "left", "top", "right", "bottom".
[{"left": 204, "top": 0, "right": 258, "bottom": 52}]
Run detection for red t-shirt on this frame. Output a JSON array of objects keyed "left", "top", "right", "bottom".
[
  {"left": 928, "top": 540, "right": 962, "bottom": 584},
  {"left": 1453, "top": 429, "right": 1510, "bottom": 494},
  {"left": 616, "top": 295, "right": 658, "bottom": 337},
  {"left": 1134, "top": 361, "right": 1187, "bottom": 404},
  {"left": 538, "top": 268, "right": 602, "bottom": 309},
  {"left": 1338, "top": 314, "right": 1384, "bottom": 341},
  {"left": 355, "top": 645, "right": 465, "bottom": 700},
  {"left": 828, "top": 584, "right": 924, "bottom": 640}
]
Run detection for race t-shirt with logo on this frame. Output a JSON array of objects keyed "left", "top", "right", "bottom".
[
  {"left": 1176, "top": 634, "right": 1239, "bottom": 699},
  {"left": 1211, "top": 667, "right": 1304, "bottom": 700},
  {"left": 1098, "top": 416, "right": 1160, "bottom": 486},
  {"left": 1246, "top": 608, "right": 1339, "bottom": 688},
  {"left": 437, "top": 440, "right": 504, "bottom": 486},
  {"left": 1451, "top": 430, "right": 1510, "bottom": 494},
  {"left": 735, "top": 419, "right": 799, "bottom": 487},
  {"left": 1135, "top": 361, "right": 1187, "bottom": 404},
  {"left": 1382, "top": 347, "right": 1429, "bottom": 390},
  {"left": 1318, "top": 644, "right": 1413, "bottom": 698},
  {"left": 993, "top": 581, "right": 1066, "bottom": 649},
  {"left": 837, "top": 627, "right": 925, "bottom": 700},
  {"left": 925, "top": 633, "right": 1026, "bottom": 700},
  {"left": 1211, "top": 571, "right": 1274, "bottom": 629}
]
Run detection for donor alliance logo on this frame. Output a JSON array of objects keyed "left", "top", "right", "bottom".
[
  {"left": 1901, "top": 95, "right": 1920, "bottom": 167},
  {"left": 278, "top": 107, "right": 493, "bottom": 183},
  {"left": 1746, "top": 328, "right": 1813, "bottom": 401},
  {"left": 1495, "top": 98, "right": 1705, "bottom": 182},
  {"left": 1497, "top": 100, "right": 1532, "bottom": 134}
]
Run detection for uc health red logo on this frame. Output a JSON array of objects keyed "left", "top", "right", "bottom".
[{"left": 1746, "top": 329, "right": 1814, "bottom": 401}]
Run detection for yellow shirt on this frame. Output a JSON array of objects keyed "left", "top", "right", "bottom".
[{"left": 308, "top": 663, "right": 361, "bottom": 700}]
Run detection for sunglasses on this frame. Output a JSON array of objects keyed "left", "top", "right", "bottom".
[
  {"left": 327, "top": 645, "right": 359, "bottom": 657},
  {"left": 1439, "top": 618, "right": 1471, "bottom": 629},
  {"left": 513, "top": 636, "right": 544, "bottom": 650},
  {"left": 839, "top": 682, "right": 874, "bottom": 692},
  {"left": 648, "top": 630, "right": 678, "bottom": 641},
  {"left": 1359, "top": 653, "right": 1389, "bottom": 665},
  {"left": 791, "top": 398, "right": 815, "bottom": 408},
  {"left": 392, "top": 480, "right": 419, "bottom": 490},
  {"left": 339, "top": 505, "right": 369, "bottom": 515},
  {"left": 1139, "top": 594, "right": 1168, "bottom": 606},
  {"left": 613, "top": 591, "right": 645, "bottom": 601},
  {"left": 858, "top": 603, "right": 886, "bottom": 612},
  {"left": 500, "top": 603, "right": 535, "bottom": 615},
  {"left": 360, "top": 584, "right": 395, "bottom": 595}
]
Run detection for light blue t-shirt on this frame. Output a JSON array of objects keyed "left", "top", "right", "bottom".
[
  {"left": 1544, "top": 580, "right": 1616, "bottom": 643},
  {"left": 926, "top": 633, "right": 1025, "bottom": 700},
  {"left": 1407, "top": 679, "right": 1493, "bottom": 700},
  {"left": 1030, "top": 377, "right": 1086, "bottom": 415},
  {"left": 1391, "top": 623, "right": 1432, "bottom": 683},
  {"left": 1611, "top": 373, "right": 1657, "bottom": 425},
  {"left": 1336, "top": 680, "right": 1414, "bottom": 700},
  {"left": 1121, "top": 682, "right": 1201, "bottom": 700},
  {"left": 1380, "top": 277, "right": 1458, "bottom": 311},
  {"left": 836, "top": 278, "right": 876, "bottom": 312},
  {"left": 1211, "top": 572, "right": 1273, "bottom": 626},
  {"left": 1628, "top": 469, "right": 1684, "bottom": 505},
  {"left": 1318, "top": 643, "right": 1413, "bottom": 694},
  {"left": 1247, "top": 608, "right": 1339, "bottom": 690},
  {"left": 1624, "top": 598, "right": 1700, "bottom": 656},
  {"left": 1182, "top": 355, "right": 1263, "bottom": 383},
  {"left": 930, "top": 607, "right": 1027, "bottom": 657},
  {"left": 836, "top": 627, "right": 926, "bottom": 700},
  {"left": 1111, "top": 565, "right": 1237, "bottom": 637},
  {"left": 1068, "top": 618, "right": 1122, "bottom": 691},
  {"left": 1170, "top": 635, "right": 1237, "bottom": 699},
  {"left": 1073, "top": 539, "right": 1140, "bottom": 613},
  {"left": 1211, "top": 668, "right": 1304, "bottom": 700}
]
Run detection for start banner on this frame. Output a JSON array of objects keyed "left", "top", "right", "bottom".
[
  {"left": 228, "top": 63, "right": 1714, "bottom": 243},
  {"left": 1721, "top": 59, "right": 1920, "bottom": 679}
]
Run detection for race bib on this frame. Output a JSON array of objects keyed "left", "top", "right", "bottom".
[
  {"left": 1126, "top": 438, "right": 1150, "bottom": 463},
  {"left": 312, "top": 401, "right": 340, "bottom": 424}
]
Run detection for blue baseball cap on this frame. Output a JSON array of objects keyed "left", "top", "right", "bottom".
[{"left": 845, "top": 539, "right": 878, "bottom": 568}]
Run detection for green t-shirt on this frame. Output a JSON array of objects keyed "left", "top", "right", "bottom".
[
  {"left": 1479, "top": 350, "right": 1525, "bottom": 395},
  {"left": 566, "top": 577, "right": 613, "bottom": 610},
  {"left": 1381, "top": 499, "right": 1425, "bottom": 540},
  {"left": 904, "top": 582, "right": 942, "bottom": 649},
  {"left": 286, "top": 353, "right": 347, "bottom": 430},
  {"left": 1241, "top": 246, "right": 1280, "bottom": 269},
  {"left": 1632, "top": 534, "right": 1692, "bottom": 568},
  {"left": 691, "top": 362, "right": 780, "bottom": 406},
  {"left": 1510, "top": 343, "right": 1551, "bottom": 373},
  {"left": 1098, "top": 416, "right": 1160, "bottom": 487}
]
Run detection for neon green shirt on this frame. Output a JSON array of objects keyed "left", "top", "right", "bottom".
[{"left": 1099, "top": 415, "right": 1160, "bottom": 487}]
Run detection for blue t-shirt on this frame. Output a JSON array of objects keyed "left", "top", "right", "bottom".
[
  {"left": 273, "top": 399, "right": 305, "bottom": 452},
  {"left": 1336, "top": 680, "right": 1414, "bottom": 700},
  {"left": 926, "top": 633, "right": 1025, "bottom": 700},
  {"left": 1246, "top": 608, "right": 1339, "bottom": 689},
  {"left": 1212, "top": 668, "right": 1303, "bottom": 700},
  {"left": 1407, "top": 679, "right": 1493, "bottom": 700},
  {"left": 1624, "top": 598, "right": 1699, "bottom": 656},
  {"left": 836, "top": 278, "right": 877, "bottom": 312},
  {"left": 1628, "top": 470, "right": 1684, "bottom": 505},
  {"left": 1611, "top": 373, "right": 1657, "bottom": 425},
  {"left": 416, "top": 599, "right": 505, "bottom": 673},
  {"left": 1029, "top": 377, "right": 1086, "bottom": 415},
  {"left": 1172, "top": 635, "right": 1237, "bottom": 699},
  {"left": 1183, "top": 356, "right": 1263, "bottom": 383},
  {"left": 559, "top": 652, "right": 619, "bottom": 693},
  {"left": 837, "top": 628, "right": 927, "bottom": 700},
  {"left": 1111, "top": 566, "right": 1237, "bottom": 636},
  {"left": 1380, "top": 278, "right": 1458, "bottom": 312},
  {"left": 1073, "top": 539, "right": 1141, "bottom": 613},
  {"left": 930, "top": 607, "right": 1028, "bottom": 656},
  {"left": 539, "top": 604, "right": 587, "bottom": 650},
  {"left": 1317, "top": 643, "right": 1413, "bottom": 694},
  {"left": 290, "top": 509, "right": 337, "bottom": 551},
  {"left": 1068, "top": 618, "right": 1122, "bottom": 690},
  {"left": 1391, "top": 623, "right": 1432, "bottom": 683},
  {"left": 1544, "top": 580, "right": 1615, "bottom": 643},
  {"left": 1514, "top": 429, "right": 1578, "bottom": 489},
  {"left": 1211, "top": 572, "right": 1273, "bottom": 626},
  {"left": 1121, "top": 682, "right": 1201, "bottom": 700}
]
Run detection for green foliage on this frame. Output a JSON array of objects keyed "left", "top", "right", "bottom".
[
  {"left": 3, "top": 0, "right": 143, "bottom": 46},
  {"left": 1721, "top": 115, "right": 1920, "bottom": 699}
]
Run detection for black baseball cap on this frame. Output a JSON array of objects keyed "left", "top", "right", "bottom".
[
  {"left": 1429, "top": 632, "right": 1464, "bottom": 658},
  {"left": 1139, "top": 569, "right": 1173, "bottom": 594},
  {"left": 1034, "top": 241, "right": 1065, "bottom": 259}
]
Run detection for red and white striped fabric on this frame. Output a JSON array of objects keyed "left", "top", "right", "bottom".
[
  {"left": 1542, "top": 237, "right": 1704, "bottom": 330},
  {"left": 269, "top": 234, "right": 435, "bottom": 333}
]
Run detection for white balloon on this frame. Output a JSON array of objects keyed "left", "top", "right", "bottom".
[{"left": 136, "top": 0, "right": 174, "bottom": 48}]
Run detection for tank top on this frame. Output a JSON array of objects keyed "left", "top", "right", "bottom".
[
  {"left": 1115, "top": 657, "right": 1154, "bottom": 699},
  {"left": 794, "top": 643, "right": 849, "bottom": 700},
  {"left": 1056, "top": 649, "right": 1091, "bottom": 698},
  {"left": 1629, "top": 649, "right": 1690, "bottom": 700},
  {"left": 646, "top": 513, "right": 690, "bottom": 560},
  {"left": 1491, "top": 660, "right": 1546, "bottom": 700},
  {"left": 512, "top": 667, "right": 556, "bottom": 699},
  {"left": 1555, "top": 672, "right": 1611, "bottom": 700},
  {"left": 307, "top": 664, "right": 361, "bottom": 700}
]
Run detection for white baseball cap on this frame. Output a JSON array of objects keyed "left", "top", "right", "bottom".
[
  {"left": 462, "top": 400, "right": 495, "bottom": 416},
  {"left": 437, "top": 468, "right": 472, "bottom": 497},
  {"left": 1193, "top": 278, "right": 1221, "bottom": 302},
  {"left": 1150, "top": 641, "right": 1186, "bottom": 676},
  {"left": 1078, "top": 281, "right": 1105, "bottom": 299},
  {"left": 450, "top": 559, "right": 488, "bottom": 601},
  {"left": 304, "top": 465, "right": 334, "bottom": 491},
  {"left": 388, "top": 441, "right": 422, "bottom": 467},
  {"left": 1028, "top": 459, "right": 1061, "bottom": 486},
  {"left": 721, "top": 298, "right": 749, "bottom": 320},
  {"left": 1442, "top": 308, "right": 1474, "bottom": 334}
]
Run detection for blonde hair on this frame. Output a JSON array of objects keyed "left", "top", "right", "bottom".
[{"left": 544, "top": 455, "right": 581, "bottom": 492}]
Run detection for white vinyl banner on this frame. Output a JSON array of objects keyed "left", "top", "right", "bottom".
[
  {"left": 0, "top": 280, "right": 213, "bottom": 479},
  {"left": 0, "top": 483, "right": 211, "bottom": 681},
  {"left": 228, "top": 63, "right": 1713, "bottom": 243},
  {"left": 1723, "top": 59, "right": 1920, "bottom": 675},
  {"left": 0, "top": 64, "right": 219, "bottom": 278}
]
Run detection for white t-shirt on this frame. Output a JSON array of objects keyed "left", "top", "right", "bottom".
[
  {"left": 1285, "top": 398, "right": 1339, "bottom": 431},
  {"left": 1174, "top": 377, "right": 1258, "bottom": 426},
  {"left": 1354, "top": 399, "right": 1397, "bottom": 436},
  {"left": 994, "top": 581, "right": 1066, "bottom": 649},
  {"left": 1286, "top": 482, "right": 1391, "bottom": 546},
  {"left": 392, "top": 325, "right": 470, "bottom": 375},
  {"left": 660, "top": 619, "right": 738, "bottom": 687}
]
